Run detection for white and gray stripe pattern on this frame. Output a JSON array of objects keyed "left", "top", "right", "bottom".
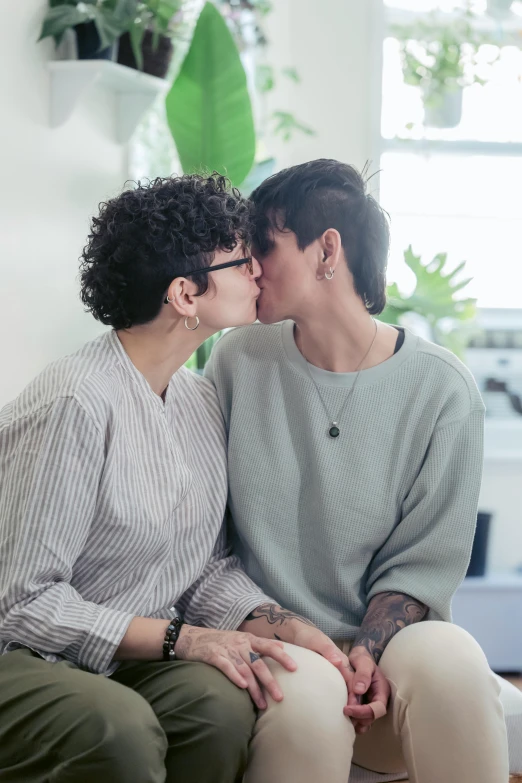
[{"left": 0, "top": 331, "right": 271, "bottom": 675}]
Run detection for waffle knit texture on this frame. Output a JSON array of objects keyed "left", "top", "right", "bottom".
[{"left": 205, "top": 321, "right": 485, "bottom": 639}]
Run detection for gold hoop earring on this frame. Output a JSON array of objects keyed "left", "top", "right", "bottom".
[
  {"left": 184, "top": 316, "right": 200, "bottom": 331},
  {"left": 325, "top": 268, "right": 335, "bottom": 280}
]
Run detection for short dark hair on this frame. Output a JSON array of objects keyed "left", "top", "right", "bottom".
[
  {"left": 250, "top": 159, "right": 390, "bottom": 314},
  {"left": 80, "top": 173, "right": 252, "bottom": 330}
]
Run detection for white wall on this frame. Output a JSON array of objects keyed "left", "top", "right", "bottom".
[
  {"left": 262, "top": 0, "right": 383, "bottom": 175},
  {"left": 0, "top": 1, "right": 127, "bottom": 407}
]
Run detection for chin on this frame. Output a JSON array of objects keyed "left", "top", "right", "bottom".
[
  {"left": 233, "top": 307, "right": 259, "bottom": 328},
  {"left": 256, "top": 303, "right": 279, "bottom": 325}
]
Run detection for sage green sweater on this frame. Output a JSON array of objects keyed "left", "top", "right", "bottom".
[{"left": 205, "top": 321, "right": 485, "bottom": 639}]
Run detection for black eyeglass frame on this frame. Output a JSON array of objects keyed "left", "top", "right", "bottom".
[{"left": 163, "top": 257, "right": 254, "bottom": 304}]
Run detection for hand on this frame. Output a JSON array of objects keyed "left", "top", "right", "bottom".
[
  {"left": 288, "top": 623, "right": 364, "bottom": 708},
  {"left": 174, "top": 625, "right": 297, "bottom": 710},
  {"left": 343, "top": 645, "right": 391, "bottom": 734},
  {"left": 290, "top": 622, "right": 351, "bottom": 674}
]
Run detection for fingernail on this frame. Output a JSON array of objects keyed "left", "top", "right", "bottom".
[
  {"left": 355, "top": 683, "right": 366, "bottom": 693},
  {"left": 331, "top": 655, "right": 342, "bottom": 663},
  {"left": 259, "top": 701, "right": 267, "bottom": 710}
]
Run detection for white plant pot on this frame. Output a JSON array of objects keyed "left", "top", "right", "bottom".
[
  {"left": 487, "top": 0, "right": 514, "bottom": 17},
  {"left": 423, "top": 88, "right": 463, "bottom": 129}
]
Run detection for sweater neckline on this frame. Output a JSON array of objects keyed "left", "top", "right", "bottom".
[{"left": 280, "top": 320, "right": 418, "bottom": 389}]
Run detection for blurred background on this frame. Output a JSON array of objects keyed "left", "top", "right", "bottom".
[{"left": 0, "top": 0, "right": 521, "bottom": 672}]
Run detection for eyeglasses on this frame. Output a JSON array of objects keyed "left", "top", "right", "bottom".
[{"left": 163, "top": 257, "right": 254, "bottom": 304}]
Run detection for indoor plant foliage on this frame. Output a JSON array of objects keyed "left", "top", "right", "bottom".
[
  {"left": 118, "top": 0, "right": 183, "bottom": 77},
  {"left": 38, "top": 0, "right": 137, "bottom": 59},
  {"left": 165, "top": 2, "right": 256, "bottom": 188},
  {"left": 378, "top": 245, "right": 477, "bottom": 357},
  {"left": 392, "top": 10, "right": 499, "bottom": 128}
]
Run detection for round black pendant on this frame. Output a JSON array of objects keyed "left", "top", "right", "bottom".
[{"left": 329, "top": 425, "right": 340, "bottom": 438}]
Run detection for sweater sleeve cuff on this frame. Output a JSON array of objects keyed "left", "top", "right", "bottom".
[
  {"left": 215, "top": 593, "right": 275, "bottom": 631},
  {"left": 77, "top": 606, "right": 135, "bottom": 674}
]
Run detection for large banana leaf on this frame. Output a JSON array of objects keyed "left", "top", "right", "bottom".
[{"left": 165, "top": 2, "right": 255, "bottom": 187}]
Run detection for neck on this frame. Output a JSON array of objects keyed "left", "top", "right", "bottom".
[
  {"left": 294, "top": 295, "right": 384, "bottom": 373},
  {"left": 116, "top": 317, "right": 213, "bottom": 397}
]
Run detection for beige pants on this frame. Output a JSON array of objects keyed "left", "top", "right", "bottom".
[{"left": 245, "top": 622, "right": 509, "bottom": 783}]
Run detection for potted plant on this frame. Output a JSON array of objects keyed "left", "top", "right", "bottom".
[
  {"left": 378, "top": 245, "right": 477, "bottom": 358},
  {"left": 487, "top": 0, "right": 514, "bottom": 17},
  {"left": 117, "top": 0, "right": 183, "bottom": 79},
  {"left": 392, "top": 11, "right": 499, "bottom": 128},
  {"left": 38, "top": 0, "right": 136, "bottom": 61}
]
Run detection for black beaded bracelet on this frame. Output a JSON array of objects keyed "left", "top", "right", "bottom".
[{"left": 162, "top": 616, "right": 183, "bottom": 662}]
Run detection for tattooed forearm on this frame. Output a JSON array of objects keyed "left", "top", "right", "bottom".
[
  {"left": 353, "top": 592, "right": 428, "bottom": 663},
  {"left": 244, "top": 603, "right": 315, "bottom": 628}
]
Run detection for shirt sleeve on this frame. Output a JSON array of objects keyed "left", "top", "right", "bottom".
[
  {"left": 0, "top": 397, "right": 134, "bottom": 674},
  {"left": 177, "top": 512, "right": 274, "bottom": 630},
  {"left": 365, "top": 408, "right": 484, "bottom": 622}
]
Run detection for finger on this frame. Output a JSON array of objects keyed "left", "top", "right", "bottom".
[
  {"left": 370, "top": 674, "right": 390, "bottom": 708},
  {"left": 369, "top": 700, "right": 387, "bottom": 720},
  {"left": 243, "top": 651, "right": 284, "bottom": 703},
  {"left": 212, "top": 656, "right": 248, "bottom": 690},
  {"left": 252, "top": 640, "right": 297, "bottom": 672},
  {"left": 350, "top": 656, "right": 374, "bottom": 696},
  {"left": 313, "top": 640, "right": 344, "bottom": 666},
  {"left": 333, "top": 656, "right": 356, "bottom": 686},
  {"left": 238, "top": 663, "right": 267, "bottom": 710},
  {"left": 343, "top": 703, "right": 376, "bottom": 721},
  {"left": 346, "top": 688, "right": 360, "bottom": 707}
]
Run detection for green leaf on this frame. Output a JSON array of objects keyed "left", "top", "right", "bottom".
[
  {"left": 91, "top": 6, "right": 123, "bottom": 49},
  {"left": 257, "top": 64, "right": 275, "bottom": 93},
  {"left": 271, "top": 111, "right": 315, "bottom": 142},
  {"left": 380, "top": 245, "right": 476, "bottom": 355},
  {"left": 165, "top": 2, "right": 256, "bottom": 187},
  {"left": 112, "top": 0, "right": 140, "bottom": 27},
  {"left": 282, "top": 67, "right": 300, "bottom": 83},
  {"left": 129, "top": 22, "right": 145, "bottom": 70},
  {"left": 38, "top": 6, "right": 90, "bottom": 44}
]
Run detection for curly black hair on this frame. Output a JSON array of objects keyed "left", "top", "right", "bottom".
[{"left": 80, "top": 173, "right": 253, "bottom": 330}]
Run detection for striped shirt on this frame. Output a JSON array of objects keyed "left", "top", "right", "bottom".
[{"left": 0, "top": 331, "right": 270, "bottom": 675}]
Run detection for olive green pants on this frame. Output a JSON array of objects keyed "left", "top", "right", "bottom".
[{"left": 0, "top": 648, "right": 256, "bottom": 783}]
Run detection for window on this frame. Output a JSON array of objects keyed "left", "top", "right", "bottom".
[{"left": 379, "top": 0, "right": 522, "bottom": 308}]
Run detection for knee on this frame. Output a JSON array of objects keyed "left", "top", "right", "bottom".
[
  {"left": 258, "top": 644, "right": 354, "bottom": 743},
  {"left": 381, "top": 621, "right": 496, "bottom": 697},
  {"left": 189, "top": 668, "right": 256, "bottom": 762},
  {"left": 70, "top": 686, "right": 167, "bottom": 782}
]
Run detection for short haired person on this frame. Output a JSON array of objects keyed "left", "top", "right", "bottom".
[{"left": 205, "top": 160, "right": 511, "bottom": 783}]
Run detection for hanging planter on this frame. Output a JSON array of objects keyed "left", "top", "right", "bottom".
[
  {"left": 118, "top": 30, "right": 173, "bottom": 78},
  {"left": 423, "top": 86, "right": 463, "bottom": 129},
  {"left": 487, "top": 0, "right": 514, "bottom": 17},
  {"left": 392, "top": 11, "right": 499, "bottom": 131}
]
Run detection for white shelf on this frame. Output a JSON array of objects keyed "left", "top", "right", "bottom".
[{"left": 48, "top": 60, "right": 169, "bottom": 143}]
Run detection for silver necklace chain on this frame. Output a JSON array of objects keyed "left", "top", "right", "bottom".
[{"left": 302, "top": 319, "right": 379, "bottom": 439}]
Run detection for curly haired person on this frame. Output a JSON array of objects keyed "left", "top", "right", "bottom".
[{"left": 0, "top": 174, "right": 334, "bottom": 783}]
